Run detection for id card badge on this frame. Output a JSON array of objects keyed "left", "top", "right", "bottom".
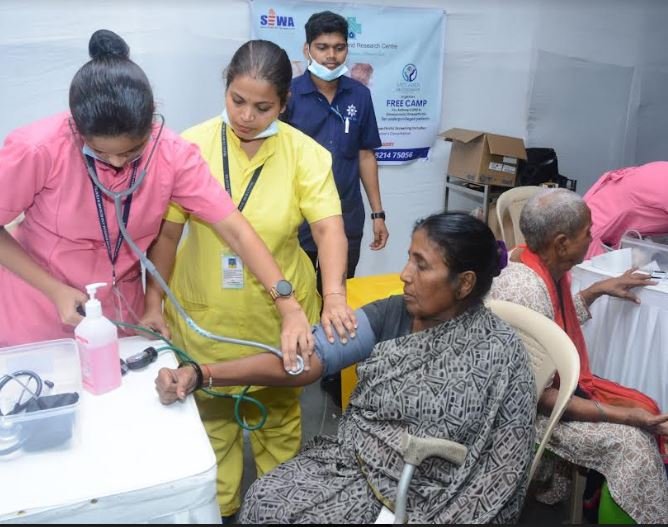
[{"left": 222, "top": 253, "right": 244, "bottom": 289}]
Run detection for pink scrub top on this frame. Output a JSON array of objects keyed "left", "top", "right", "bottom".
[
  {"left": 0, "top": 113, "right": 236, "bottom": 346},
  {"left": 584, "top": 161, "right": 668, "bottom": 259}
]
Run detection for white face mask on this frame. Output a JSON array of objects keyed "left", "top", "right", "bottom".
[
  {"left": 307, "top": 52, "right": 348, "bottom": 82},
  {"left": 82, "top": 143, "right": 105, "bottom": 163},
  {"left": 221, "top": 107, "right": 279, "bottom": 139}
]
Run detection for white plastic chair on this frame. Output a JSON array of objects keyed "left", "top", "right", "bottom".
[
  {"left": 485, "top": 299, "right": 579, "bottom": 481},
  {"left": 375, "top": 300, "right": 579, "bottom": 524},
  {"left": 488, "top": 300, "right": 587, "bottom": 523},
  {"left": 495, "top": 186, "right": 542, "bottom": 248}
]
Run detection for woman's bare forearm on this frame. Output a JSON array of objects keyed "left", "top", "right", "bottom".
[
  {"left": 204, "top": 352, "right": 324, "bottom": 387},
  {"left": 145, "top": 220, "right": 183, "bottom": 310},
  {"left": 310, "top": 215, "right": 348, "bottom": 296},
  {"left": 540, "top": 387, "right": 635, "bottom": 425}
]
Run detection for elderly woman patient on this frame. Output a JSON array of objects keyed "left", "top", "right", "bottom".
[
  {"left": 491, "top": 188, "right": 668, "bottom": 523},
  {"left": 155, "top": 212, "right": 537, "bottom": 523}
]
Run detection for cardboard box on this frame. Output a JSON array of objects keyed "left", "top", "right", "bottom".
[{"left": 441, "top": 128, "right": 527, "bottom": 187}]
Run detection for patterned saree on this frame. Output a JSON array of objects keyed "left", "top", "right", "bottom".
[{"left": 240, "top": 305, "right": 536, "bottom": 524}]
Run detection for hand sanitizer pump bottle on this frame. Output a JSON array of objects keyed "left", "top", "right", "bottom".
[{"left": 75, "top": 282, "right": 122, "bottom": 395}]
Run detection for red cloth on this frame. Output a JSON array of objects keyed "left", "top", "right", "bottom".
[{"left": 518, "top": 246, "right": 660, "bottom": 415}]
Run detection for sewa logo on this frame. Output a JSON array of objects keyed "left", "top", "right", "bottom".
[{"left": 260, "top": 8, "right": 295, "bottom": 29}]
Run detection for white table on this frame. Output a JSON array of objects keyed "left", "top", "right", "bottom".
[
  {"left": 0, "top": 337, "right": 220, "bottom": 524},
  {"left": 572, "top": 262, "right": 668, "bottom": 411}
]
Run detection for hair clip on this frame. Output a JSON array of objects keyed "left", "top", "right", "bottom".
[{"left": 496, "top": 240, "right": 508, "bottom": 273}]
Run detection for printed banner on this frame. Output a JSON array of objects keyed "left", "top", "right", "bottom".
[{"left": 250, "top": 1, "right": 445, "bottom": 164}]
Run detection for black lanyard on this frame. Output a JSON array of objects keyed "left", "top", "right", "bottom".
[
  {"left": 85, "top": 155, "right": 140, "bottom": 284},
  {"left": 221, "top": 123, "right": 263, "bottom": 212}
]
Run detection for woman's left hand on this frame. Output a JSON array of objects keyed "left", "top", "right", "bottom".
[
  {"left": 321, "top": 294, "right": 357, "bottom": 344},
  {"left": 154, "top": 366, "right": 197, "bottom": 404},
  {"left": 598, "top": 268, "right": 657, "bottom": 303},
  {"left": 279, "top": 306, "right": 314, "bottom": 373},
  {"left": 625, "top": 407, "right": 668, "bottom": 435},
  {"left": 138, "top": 308, "right": 171, "bottom": 340},
  {"left": 369, "top": 219, "right": 389, "bottom": 250}
]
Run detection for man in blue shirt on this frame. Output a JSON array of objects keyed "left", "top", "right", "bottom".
[{"left": 283, "top": 11, "right": 389, "bottom": 283}]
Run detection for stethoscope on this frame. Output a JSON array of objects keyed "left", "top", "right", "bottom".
[{"left": 76, "top": 115, "right": 304, "bottom": 376}]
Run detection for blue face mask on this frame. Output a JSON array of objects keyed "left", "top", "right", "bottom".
[
  {"left": 221, "top": 107, "right": 279, "bottom": 139},
  {"left": 307, "top": 53, "right": 349, "bottom": 82}
]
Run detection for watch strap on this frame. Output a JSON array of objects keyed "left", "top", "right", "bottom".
[{"left": 269, "top": 280, "right": 294, "bottom": 301}]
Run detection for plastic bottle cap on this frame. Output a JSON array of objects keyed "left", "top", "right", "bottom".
[{"left": 84, "top": 282, "right": 107, "bottom": 318}]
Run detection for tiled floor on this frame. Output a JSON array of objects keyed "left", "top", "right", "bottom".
[{"left": 237, "top": 382, "right": 572, "bottom": 524}]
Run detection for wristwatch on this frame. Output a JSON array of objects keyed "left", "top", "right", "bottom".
[
  {"left": 269, "top": 279, "right": 294, "bottom": 301},
  {"left": 370, "top": 211, "right": 386, "bottom": 220}
]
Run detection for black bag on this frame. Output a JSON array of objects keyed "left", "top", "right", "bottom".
[{"left": 517, "top": 147, "right": 577, "bottom": 191}]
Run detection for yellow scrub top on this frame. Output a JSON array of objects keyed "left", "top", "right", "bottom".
[{"left": 164, "top": 117, "right": 341, "bottom": 388}]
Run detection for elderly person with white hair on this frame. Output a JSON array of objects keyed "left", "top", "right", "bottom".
[{"left": 490, "top": 188, "right": 668, "bottom": 523}]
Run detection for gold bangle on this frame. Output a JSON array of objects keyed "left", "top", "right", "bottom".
[{"left": 593, "top": 400, "right": 607, "bottom": 423}]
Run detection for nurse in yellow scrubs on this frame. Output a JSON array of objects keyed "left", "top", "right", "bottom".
[{"left": 142, "top": 39, "right": 354, "bottom": 521}]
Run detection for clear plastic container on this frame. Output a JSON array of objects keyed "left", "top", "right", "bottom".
[
  {"left": 0, "top": 338, "right": 81, "bottom": 456},
  {"left": 590, "top": 247, "right": 633, "bottom": 274},
  {"left": 620, "top": 235, "right": 668, "bottom": 274}
]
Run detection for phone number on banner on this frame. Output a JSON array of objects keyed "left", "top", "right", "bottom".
[{"left": 375, "top": 148, "right": 430, "bottom": 163}]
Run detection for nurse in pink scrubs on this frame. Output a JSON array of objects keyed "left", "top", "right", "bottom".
[
  {"left": 0, "top": 29, "right": 312, "bottom": 364},
  {"left": 584, "top": 161, "right": 668, "bottom": 259}
]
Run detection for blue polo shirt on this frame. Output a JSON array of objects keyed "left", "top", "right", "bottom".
[{"left": 283, "top": 72, "right": 381, "bottom": 252}]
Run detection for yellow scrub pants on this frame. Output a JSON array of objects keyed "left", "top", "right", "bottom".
[{"left": 195, "top": 386, "right": 302, "bottom": 516}]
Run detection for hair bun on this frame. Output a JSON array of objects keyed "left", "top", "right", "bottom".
[{"left": 88, "top": 29, "right": 130, "bottom": 60}]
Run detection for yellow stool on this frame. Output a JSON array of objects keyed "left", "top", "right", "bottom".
[{"left": 341, "top": 273, "right": 403, "bottom": 410}]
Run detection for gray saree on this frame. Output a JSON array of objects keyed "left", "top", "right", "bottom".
[{"left": 240, "top": 304, "right": 536, "bottom": 524}]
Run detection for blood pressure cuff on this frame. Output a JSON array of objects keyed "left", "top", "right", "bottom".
[
  {"left": 312, "top": 309, "right": 376, "bottom": 377},
  {"left": 24, "top": 392, "right": 79, "bottom": 413},
  {"left": 22, "top": 392, "right": 80, "bottom": 451}
]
